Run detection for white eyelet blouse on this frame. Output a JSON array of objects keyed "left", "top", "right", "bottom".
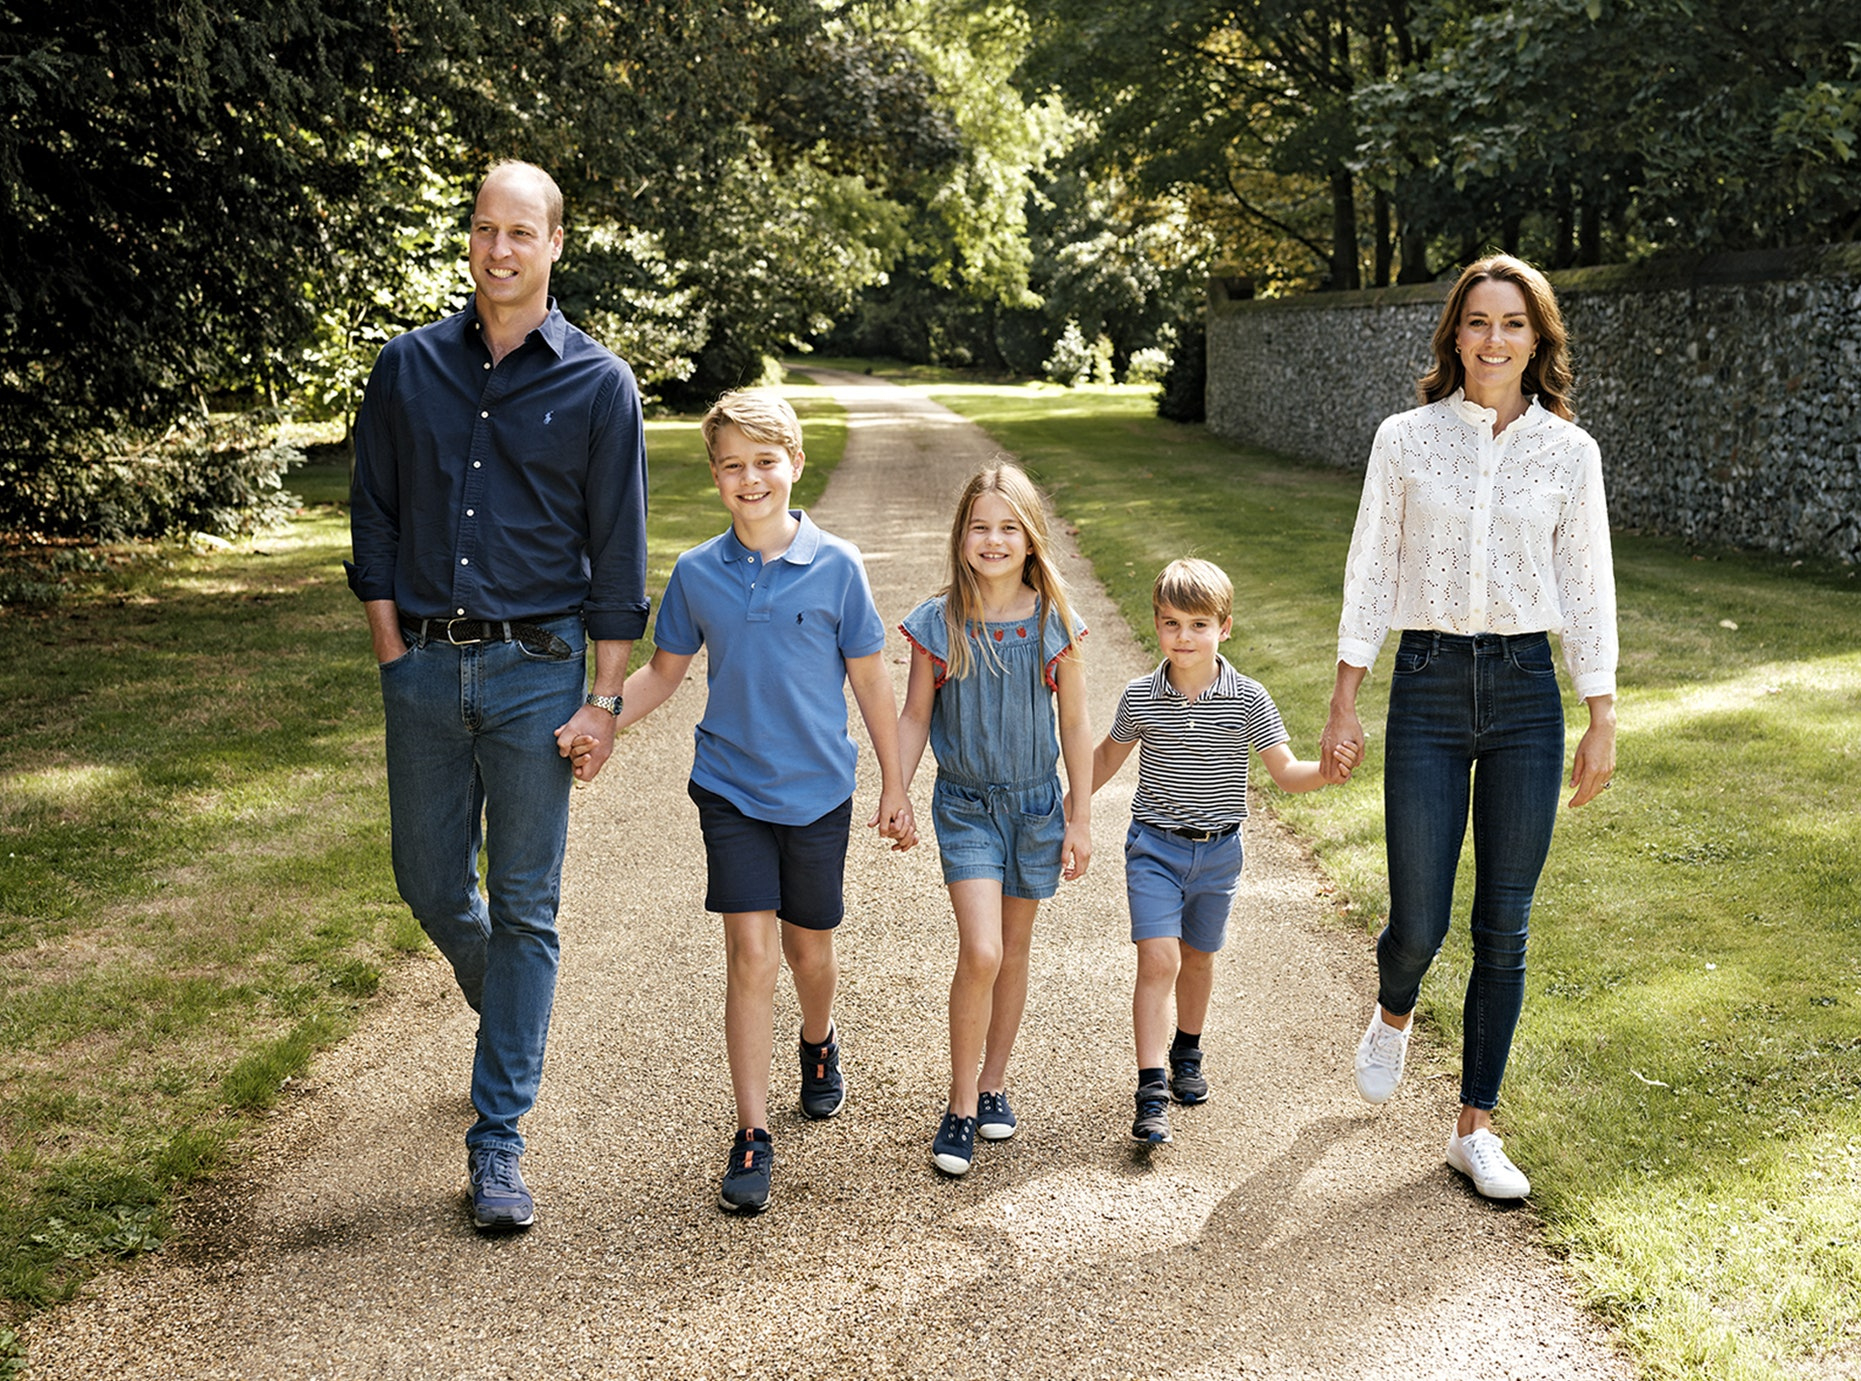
[{"left": 1336, "top": 390, "right": 1618, "bottom": 701}]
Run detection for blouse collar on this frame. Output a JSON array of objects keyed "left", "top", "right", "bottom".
[{"left": 1448, "top": 387, "right": 1546, "bottom": 437}]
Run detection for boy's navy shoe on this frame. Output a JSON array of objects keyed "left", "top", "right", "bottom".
[
  {"left": 976, "top": 1090, "right": 1017, "bottom": 1141},
  {"left": 931, "top": 1109, "right": 977, "bottom": 1176},
  {"left": 799, "top": 1026, "right": 846, "bottom": 1119},
  {"left": 719, "top": 1128, "right": 774, "bottom": 1214},
  {"left": 1132, "top": 1083, "right": 1173, "bottom": 1144},
  {"left": 468, "top": 1146, "right": 535, "bottom": 1231},
  {"left": 1168, "top": 1045, "right": 1209, "bottom": 1105}
]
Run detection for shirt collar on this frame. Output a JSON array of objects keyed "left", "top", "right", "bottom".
[
  {"left": 460, "top": 297, "right": 569, "bottom": 359},
  {"left": 718, "top": 510, "right": 821, "bottom": 566},
  {"left": 1147, "top": 653, "right": 1243, "bottom": 702}
]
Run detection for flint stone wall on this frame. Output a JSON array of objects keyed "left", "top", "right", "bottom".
[{"left": 1204, "top": 245, "right": 1861, "bottom": 563}]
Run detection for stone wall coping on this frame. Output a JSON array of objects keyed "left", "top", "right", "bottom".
[{"left": 1209, "top": 242, "right": 1861, "bottom": 315}]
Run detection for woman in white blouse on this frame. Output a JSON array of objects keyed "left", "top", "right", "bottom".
[{"left": 1319, "top": 254, "right": 1617, "bottom": 1200}]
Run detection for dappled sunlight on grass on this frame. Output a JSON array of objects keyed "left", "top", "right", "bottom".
[{"left": 0, "top": 764, "right": 137, "bottom": 824}]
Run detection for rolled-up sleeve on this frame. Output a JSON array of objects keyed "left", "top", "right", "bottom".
[
  {"left": 581, "top": 362, "right": 651, "bottom": 642},
  {"left": 345, "top": 346, "right": 402, "bottom": 603}
]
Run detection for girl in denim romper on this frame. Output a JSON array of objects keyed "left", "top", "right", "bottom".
[{"left": 898, "top": 464, "right": 1094, "bottom": 1177}]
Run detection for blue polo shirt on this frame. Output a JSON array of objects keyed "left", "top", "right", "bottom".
[{"left": 653, "top": 511, "right": 887, "bottom": 825}]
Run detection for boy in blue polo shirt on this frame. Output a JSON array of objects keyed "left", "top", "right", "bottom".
[
  {"left": 589, "top": 389, "right": 915, "bottom": 1214},
  {"left": 1079, "top": 559, "right": 1354, "bottom": 1147}
]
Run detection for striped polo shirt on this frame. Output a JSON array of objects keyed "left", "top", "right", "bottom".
[{"left": 1108, "top": 655, "right": 1289, "bottom": 834}]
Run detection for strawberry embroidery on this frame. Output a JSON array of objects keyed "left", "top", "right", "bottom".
[
  {"left": 1015, "top": 626, "right": 1028, "bottom": 638},
  {"left": 991, "top": 628, "right": 1005, "bottom": 641}
]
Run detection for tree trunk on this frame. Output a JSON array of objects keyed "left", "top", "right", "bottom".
[
  {"left": 1552, "top": 178, "right": 1576, "bottom": 269},
  {"left": 1329, "top": 168, "right": 1360, "bottom": 290},
  {"left": 1373, "top": 187, "right": 1393, "bottom": 287}
]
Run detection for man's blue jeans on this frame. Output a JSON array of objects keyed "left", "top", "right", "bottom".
[
  {"left": 378, "top": 617, "right": 585, "bottom": 1153},
  {"left": 1378, "top": 630, "right": 1564, "bottom": 1112}
]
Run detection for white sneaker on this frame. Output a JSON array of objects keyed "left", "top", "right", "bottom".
[
  {"left": 1446, "top": 1127, "right": 1531, "bottom": 1199},
  {"left": 1353, "top": 1011, "right": 1411, "bottom": 1104}
]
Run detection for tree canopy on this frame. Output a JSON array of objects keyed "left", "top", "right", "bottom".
[{"left": 1, "top": 0, "right": 1853, "bottom": 542}]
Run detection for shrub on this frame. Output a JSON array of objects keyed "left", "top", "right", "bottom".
[{"left": 0, "top": 415, "right": 302, "bottom": 542}]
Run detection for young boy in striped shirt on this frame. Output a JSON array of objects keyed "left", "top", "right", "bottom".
[{"left": 1081, "top": 559, "right": 1355, "bottom": 1144}]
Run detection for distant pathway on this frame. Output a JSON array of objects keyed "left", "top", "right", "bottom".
[{"left": 21, "top": 369, "right": 1631, "bottom": 1379}]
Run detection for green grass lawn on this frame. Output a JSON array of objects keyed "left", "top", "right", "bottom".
[
  {"left": 902, "top": 374, "right": 1861, "bottom": 1381},
  {"left": 0, "top": 389, "right": 842, "bottom": 1347}
]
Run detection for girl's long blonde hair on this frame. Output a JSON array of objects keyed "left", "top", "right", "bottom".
[{"left": 940, "top": 464, "right": 1083, "bottom": 682}]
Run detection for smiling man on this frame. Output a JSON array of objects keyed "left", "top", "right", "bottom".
[{"left": 346, "top": 161, "right": 649, "bottom": 1232}]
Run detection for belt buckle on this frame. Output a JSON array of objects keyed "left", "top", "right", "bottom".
[{"left": 444, "top": 618, "right": 485, "bottom": 645}]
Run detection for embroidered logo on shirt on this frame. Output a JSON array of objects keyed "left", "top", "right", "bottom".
[
  {"left": 796, "top": 613, "right": 804, "bottom": 624},
  {"left": 544, "top": 410, "right": 554, "bottom": 426}
]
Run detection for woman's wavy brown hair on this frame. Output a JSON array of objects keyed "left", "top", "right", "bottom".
[{"left": 1419, "top": 254, "right": 1575, "bottom": 421}]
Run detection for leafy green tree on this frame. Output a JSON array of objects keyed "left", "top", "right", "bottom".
[
  {"left": 1018, "top": 0, "right": 1422, "bottom": 293},
  {"left": 1352, "top": 0, "right": 1860, "bottom": 264}
]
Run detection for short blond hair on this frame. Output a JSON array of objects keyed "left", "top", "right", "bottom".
[
  {"left": 1153, "top": 558, "right": 1232, "bottom": 622},
  {"left": 700, "top": 389, "right": 803, "bottom": 461}
]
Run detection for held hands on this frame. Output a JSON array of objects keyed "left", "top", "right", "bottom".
[
  {"left": 870, "top": 789, "right": 918, "bottom": 852},
  {"left": 556, "top": 706, "right": 616, "bottom": 784},
  {"left": 1320, "top": 706, "right": 1366, "bottom": 786},
  {"left": 1061, "top": 814, "right": 1091, "bottom": 882}
]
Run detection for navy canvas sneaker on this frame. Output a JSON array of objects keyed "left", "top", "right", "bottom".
[
  {"left": 799, "top": 1025, "right": 846, "bottom": 1119},
  {"left": 1131, "top": 1083, "right": 1173, "bottom": 1144},
  {"left": 719, "top": 1128, "right": 774, "bottom": 1214},
  {"left": 931, "top": 1109, "right": 977, "bottom": 1176},
  {"left": 975, "top": 1090, "right": 1018, "bottom": 1141},
  {"left": 468, "top": 1146, "right": 535, "bottom": 1231},
  {"left": 1168, "top": 1045, "right": 1209, "bottom": 1105}
]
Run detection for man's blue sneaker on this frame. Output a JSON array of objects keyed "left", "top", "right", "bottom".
[
  {"left": 1132, "top": 1083, "right": 1173, "bottom": 1145},
  {"left": 468, "top": 1146, "right": 535, "bottom": 1231},
  {"left": 976, "top": 1089, "right": 1017, "bottom": 1141},
  {"left": 719, "top": 1128, "right": 774, "bottom": 1214},
  {"left": 931, "top": 1108, "right": 977, "bottom": 1176},
  {"left": 799, "top": 1026, "right": 846, "bottom": 1119},
  {"left": 1169, "top": 1045, "right": 1209, "bottom": 1105}
]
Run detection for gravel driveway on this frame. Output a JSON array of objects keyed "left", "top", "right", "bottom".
[{"left": 21, "top": 369, "right": 1632, "bottom": 1380}]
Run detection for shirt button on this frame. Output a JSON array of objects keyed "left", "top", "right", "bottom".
[
  {"left": 480, "top": 411, "right": 489, "bottom": 419},
  {"left": 460, "top": 558, "right": 469, "bottom": 566},
  {"left": 466, "top": 508, "right": 475, "bottom": 517},
  {"left": 473, "top": 461, "right": 482, "bottom": 469},
  {"left": 456, "top": 608, "right": 465, "bottom": 616}
]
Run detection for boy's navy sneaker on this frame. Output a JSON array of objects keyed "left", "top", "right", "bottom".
[
  {"left": 1132, "top": 1083, "right": 1173, "bottom": 1144},
  {"left": 931, "top": 1109, "right": 977, "bottom": 1176},
  {"left": 468, "top": 1146, "right": 535, "bottom": 1231},
  {"left": 1168, "top": 1045, "right": 1209, "bottom": 1105},
  {"left": 719, "top": 1128, "right": 774, "bottom": 1214},
  {"left": 975, "top": 1090, "right": 1017, "bottom": 1141},
  {"left": 799, "top": 1026, "right": 846, "bottom": 1119}
]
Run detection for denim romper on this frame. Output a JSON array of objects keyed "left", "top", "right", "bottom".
[{"left": 900, "top": 595, "right": 1086, "bottom": 899}]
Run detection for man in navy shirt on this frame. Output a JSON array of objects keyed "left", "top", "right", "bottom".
[{"left": 347, "top": 161, "right": 648, "bottom": 1231}]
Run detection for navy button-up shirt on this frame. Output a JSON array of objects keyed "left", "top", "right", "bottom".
[{"left": 345, "top": 299, "right": 650, "bottom": 642}]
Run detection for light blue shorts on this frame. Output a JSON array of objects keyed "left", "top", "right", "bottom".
[
  {"left": 932, "top": 776, "right": 1065, "bottom": 900},
  {"left": 1124, "top": 819, "right": 1243, "bottom": 952}
]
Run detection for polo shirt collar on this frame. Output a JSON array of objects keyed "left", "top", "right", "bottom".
[
  {"left": 1148, "top": 653, "right": 1243, "bottom": 702},
  {"left": 717, "top": 510, "right": 821, "bottom": 566},
  {"left": 460, "top": 297, "right": 569, "bottom": 359}
]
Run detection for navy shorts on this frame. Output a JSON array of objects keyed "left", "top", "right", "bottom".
[{"left": 688, "top": 781, "right": 853, "bottom": 929}]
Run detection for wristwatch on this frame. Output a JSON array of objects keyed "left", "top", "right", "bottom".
[{"left": 585, "top": 693, "right": 623, "bottom": 715}]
